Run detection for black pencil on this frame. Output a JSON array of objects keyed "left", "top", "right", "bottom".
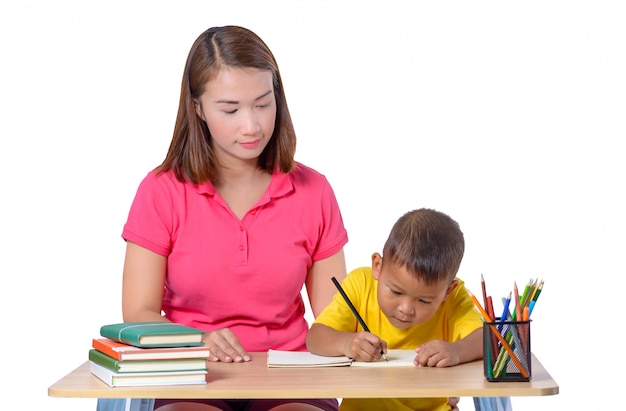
[{"left": 331, "top": 276, "right": 387, "bottom": 361}]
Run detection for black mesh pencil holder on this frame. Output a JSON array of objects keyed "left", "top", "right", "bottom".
[{"left": 483, "top": 319, "right": 531, "bottom": 382}]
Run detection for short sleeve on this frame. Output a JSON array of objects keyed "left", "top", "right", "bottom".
[
  {"left": 447, "top": 281, "right": 484, "bottom": 340},
  {"left": 122, "top": 171, "right": 175, "bottom": 256},
  {"left": 307, "top": 172, "right": 348, "bottom": 262}
]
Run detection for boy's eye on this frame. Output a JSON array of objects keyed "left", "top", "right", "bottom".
[{"left": 418, "top": 299, "right": 432, "bottom": 305}]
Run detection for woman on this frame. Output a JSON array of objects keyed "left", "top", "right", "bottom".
[{"left": 121, "top": 26, "right": 348, "bottom": 411}]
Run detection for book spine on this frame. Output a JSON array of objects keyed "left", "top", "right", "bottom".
[
  {"left": 89, "top": 349, "right": 120, "bottom": 372},
  {"left": 92, "top": 339, "right": 123, "bottom": 360},
  {"left": 89, "top": 362, "right": 114, "bottom": 387},
  {"left": 100, "top": 324, "right": 141, "bottom": 346}
]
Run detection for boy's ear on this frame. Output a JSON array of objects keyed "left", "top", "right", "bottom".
[
  {"left": 371, "top": 253, "right": 383, "bottom": 280},
  {"left": 442, "top": 279, "right": 460, "bottom": 300}
]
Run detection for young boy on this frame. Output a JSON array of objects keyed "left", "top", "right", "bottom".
[{"left": 306, "top": 208, "right": 483, "bottom": 411}]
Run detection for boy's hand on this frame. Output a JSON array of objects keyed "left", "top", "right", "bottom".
[
  {"left": 448, "top": 397, "right": 460, "bottom": 411},
  {"left": 343, "top": 331, "right": 387, "bottom": 362},
  {"left": 414, "top": 340, "right": 460, "bottom": 367}
]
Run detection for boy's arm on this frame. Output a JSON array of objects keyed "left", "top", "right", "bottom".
[
  {"left": 306, "top": 323, "right": 387, "bottom": 361},
  {"left": 450, "top": 328, "right": 483, "bottom": 363},
  {"left": 415, "top": 328, "right": 483, "bottom": 368},
  {"left": 306, "top": 323, "right": 349, "bottom": 357}
]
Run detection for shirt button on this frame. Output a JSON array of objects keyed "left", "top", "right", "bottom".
[
  {"left": 240, "top": 226, "right": 244, "bottom": 231},
  {"left": 239, "top": 245, "right": 244, "bottom": 251}
]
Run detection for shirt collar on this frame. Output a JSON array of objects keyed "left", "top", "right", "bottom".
[{"left": 193, "top": 169, "right": 294, "bottom": 200}]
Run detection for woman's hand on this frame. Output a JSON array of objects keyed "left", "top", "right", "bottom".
[{"left": 203, "top": 328, "right": 251, "bottom": 363}]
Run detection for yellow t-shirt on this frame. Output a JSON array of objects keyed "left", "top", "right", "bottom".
[{"left": 314, "top": 267, "right": 483, "bottom": 411}]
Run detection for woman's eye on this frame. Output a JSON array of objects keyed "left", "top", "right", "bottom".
[{"left": 224, "top": 109, "right": 237, "bottom": 114}]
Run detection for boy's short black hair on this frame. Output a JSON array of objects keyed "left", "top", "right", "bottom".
[{"left": 382, "top": 208, "right": 464, "bottom": 285}]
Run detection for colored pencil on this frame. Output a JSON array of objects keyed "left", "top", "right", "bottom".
[
  {"left": 467, "top": 290, "right": 529, "bottom": 378},
  {"left": 531, "top": 280, "right": 543, "bottom": 302},
  {"left": 498, "top": 293, "right": 512, "bottom": 332},
  {"left": 513, "top": 281, "right": 522, "bottom": 321},
  {"left": 493, "top": 311, "right": 529, "bottom": 377},
  {"left": 519, "top": 278, "right": 534, "bottom": 309},
  {"left": 481, "top": 273, "right": 488, "bottom": 308}
]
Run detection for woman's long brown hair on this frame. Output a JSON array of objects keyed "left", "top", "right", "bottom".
[{"left": 157, "top": 26, "right": 297, "bottom": 185}]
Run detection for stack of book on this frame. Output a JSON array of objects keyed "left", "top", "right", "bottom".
[{"left": 89, "top": 321, "right": 211, "bottom": 387}]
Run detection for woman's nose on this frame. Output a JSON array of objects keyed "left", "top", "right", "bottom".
[{"left": 240, "top": 110, "right": 260, "bottom": 134}]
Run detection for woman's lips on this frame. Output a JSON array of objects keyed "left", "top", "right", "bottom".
[{"left": 240, "top": 139, "right": 261, "bottom": 148}]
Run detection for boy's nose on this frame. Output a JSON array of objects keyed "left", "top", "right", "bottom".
[{"left": 397, "top": 302, "right": 415, "bottom": 317}]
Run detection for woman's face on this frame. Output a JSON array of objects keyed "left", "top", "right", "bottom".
[{"left": 195, "top": 67, "right": 276, "bottom": 166}]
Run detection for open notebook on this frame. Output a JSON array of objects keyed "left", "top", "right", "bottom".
[{"left": 267, "top": 349, "right": 416, "bottom": 368}]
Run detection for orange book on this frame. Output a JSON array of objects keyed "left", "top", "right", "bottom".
[{"left": 92, "top": 338, "right": 211, "bottom": 361}]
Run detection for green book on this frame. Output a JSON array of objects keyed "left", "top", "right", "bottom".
[
  {"left": 88, "top": 349, "right": 208, "bottom": 373},
  {"left": 100, "top": 322, "right": 204, "bottom": 348}
]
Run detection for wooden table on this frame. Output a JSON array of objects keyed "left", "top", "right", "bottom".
[{"left": 49, "top": 352, "right": 558, "bottom": 399}]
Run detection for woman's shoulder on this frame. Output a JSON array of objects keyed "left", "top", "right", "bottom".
[
  {"left": 289, "top": 162, "right": 331, "bottom": 186},
  {"left": 136, "top": 169, "right": 175, "bottom": 192},
  {"left": 292, "top": 161, "right": 323, "bottom": 176},
  {"left": 135, "top": 169, "right": 214, "bottom": 199},
  {"left": 139, "top": 168, "right": 174, "bottom": 183},
  {"left": 138, "top": 169, "right": 208, "bottom": 189}
]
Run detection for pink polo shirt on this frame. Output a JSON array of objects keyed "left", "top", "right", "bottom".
[{"left": 122, "top": 162, "right": 348, "bottom": 352}]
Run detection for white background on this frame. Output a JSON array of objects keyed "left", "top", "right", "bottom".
[{"left": 1, "top": 1, "right": 624, "bottom": 410}]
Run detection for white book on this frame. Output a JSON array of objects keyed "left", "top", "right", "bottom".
[
  {"left": 267, "top": 349, "right": 416, "bottom": 368},
  {"left": 267, "top": 350, "right": 353, "bottom": 368},
  {"left": 352, "top": 349, "right": 417, "bottom": 367},
  {"left": 89, "top": 361, "right": 208, "bottom": 387}
]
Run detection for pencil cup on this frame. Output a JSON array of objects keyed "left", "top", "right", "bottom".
[{"left": 483, "top": 319, "right": 531, "bottom": 382}]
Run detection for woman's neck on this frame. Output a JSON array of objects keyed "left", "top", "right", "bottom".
[
  {"left": 214, "top": 163, "right": 272, "bottom": 220},
  {"left": 216, "top": 161, "right": 268, "bottom": 188}
]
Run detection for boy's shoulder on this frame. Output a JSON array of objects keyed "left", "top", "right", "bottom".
[
  {"left": 347, "top": 266, "right": 372, "bottom": 275},
  {"left": 346, "top": 266, "right": 373, "bottom": 281},
  {"left": 451, "top": 277, "right": 468, "bottom": 296},
  {"left": 343, "top": 267, "right": 376, "bottom": 293}
]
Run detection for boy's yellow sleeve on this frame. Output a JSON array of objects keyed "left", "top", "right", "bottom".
[{"left": 313, "top": 267, "right": 371, "bottom": 332}]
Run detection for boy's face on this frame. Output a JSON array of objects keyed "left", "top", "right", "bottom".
[{"left": 371, "top": 253, "right": 458, "bottom": 330}]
